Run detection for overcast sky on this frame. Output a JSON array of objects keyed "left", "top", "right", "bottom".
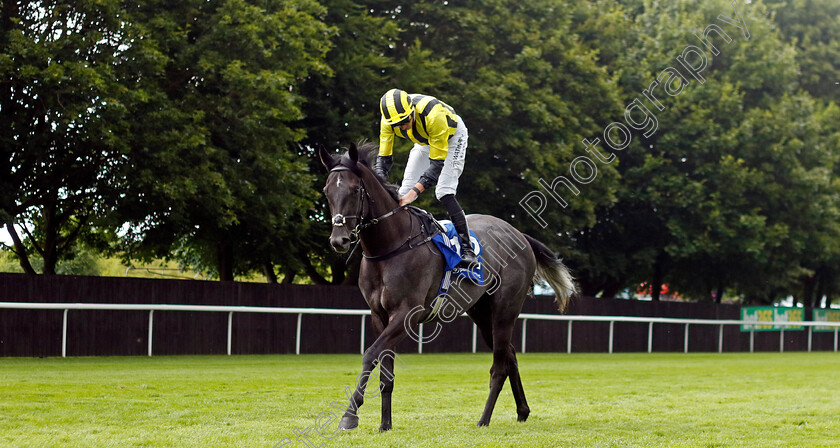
[{"left": 1, "top": 229, "right": 12, "bottom": 246}]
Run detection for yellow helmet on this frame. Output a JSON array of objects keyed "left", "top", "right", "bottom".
[{"left": 380, "top": 89, "right": 413, "bottom": 126}]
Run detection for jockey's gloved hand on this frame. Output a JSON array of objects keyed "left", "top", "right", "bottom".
[{"left": 374, "top": 155, "right": 393, "bottom": 179}]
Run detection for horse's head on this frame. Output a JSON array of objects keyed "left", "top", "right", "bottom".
[{"left": 319, "top": 143, "right": 366, "bottom": 253}]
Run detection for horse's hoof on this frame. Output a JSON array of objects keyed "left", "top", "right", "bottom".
[
  {"left": 379, "top": 422, "right": 392, "bottom": 432},
  {"left": 517, "top": 408, "right": 530, "bottom": 422},
  {"left": 338, "top": 415, "right": 359, "bottom": 431},
  {"left": 477, "top": 420, "right": 490, "bottom": 427}
]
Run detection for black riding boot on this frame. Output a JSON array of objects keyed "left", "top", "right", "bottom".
[
  {"left": 440, "top": 194, "right": 478, "bottom": 268},
  {"left": 451, "top": 214, "right": 478, "bottom": 268}
]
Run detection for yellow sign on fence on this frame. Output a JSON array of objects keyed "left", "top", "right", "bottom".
[
  {"left": 813, "top": 309, "right": 840, "bottom": 332},
  {"left": 740, "top": 307, "right": 804, "bottom": 332}
]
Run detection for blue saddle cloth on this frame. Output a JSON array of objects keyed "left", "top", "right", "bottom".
[{"left": 431, "top": 221, "right": 484, "bottom": 285}]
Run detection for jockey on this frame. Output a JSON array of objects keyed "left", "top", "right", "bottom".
[{"left": 374, "top": 88, "right": 478, "bottom": 268}]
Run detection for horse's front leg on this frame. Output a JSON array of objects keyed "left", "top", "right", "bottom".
[
  {"left": 378, "top": 345, "right": 396, "bottom": 431},
  {"left": 338, "top": 309, "right": 411, "bottom": 431},
  {"left": 365, "top": 313, "right": 398, "bottom": 431}
]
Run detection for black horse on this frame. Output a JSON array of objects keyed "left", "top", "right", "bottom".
[{"left": 319, "top": 142, "right": 576, "bottom": 430}]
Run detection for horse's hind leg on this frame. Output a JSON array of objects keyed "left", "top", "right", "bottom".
[
  {"left": 477, "top": 323, "right": 517, "bottom": 426},
  {"left": 477, "top": 344, "right": 507, "bottom": 426},
  {"left": 467, "top": 295, "right": 495, "bottom": 348},
  {"left": 467, "top": 296, "right": 501, "bottom": 427},
  {"left": 506, "top": 343, "right": 530, "bottom": 422},
  {"left": 471, "top": 290, "right": 530, "bottom": 427},
  {"left": 475, "top": 303, "right": 526, "bottom": 426}
]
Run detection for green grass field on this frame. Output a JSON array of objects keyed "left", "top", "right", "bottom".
[{"left": 1, "top": 352, "right": 839, "bottom": 447}]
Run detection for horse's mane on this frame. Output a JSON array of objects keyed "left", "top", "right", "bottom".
[{"left": 336, "top": 141, "right": 400, "bottom": 202}]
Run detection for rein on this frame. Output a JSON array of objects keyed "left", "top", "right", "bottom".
[
  {"left": 330, "top": 165, "right": 433, "bottom": 261},
  {"left": 330, "top": 166, "right": 404, "bottom": 235}
]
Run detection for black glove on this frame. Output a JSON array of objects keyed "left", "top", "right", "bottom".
[{"left": 374, "top": 155, "right": 393, "bottom": 179}]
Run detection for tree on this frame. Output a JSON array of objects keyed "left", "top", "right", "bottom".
[
  {"left": 114, "top": 0, "right": 332, "bottom": 281},
  {"left": 772, "top": 0, "right": 840, "bottom": 103},
  {"left": 294, "top": 0, "right": 400, "bottom": 284},
  {"left": 0, "top": 0, "right": 133, "bottom": 274},
  {"left": 563, "top": 0, "right": 823, "bottom": 302},
  {"left": 727, "top": 95, "right": 840, "bottom": 303},
  {"left": 359, "top": 0, "right": 624, "bottom": 241}
]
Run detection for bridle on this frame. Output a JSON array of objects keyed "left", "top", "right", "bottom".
[
  {"left": 328, "top": 164, "right": 440, "bottom": 262},
  {"left": 329, "top": 165, "right": 405, "bottom": 254}
]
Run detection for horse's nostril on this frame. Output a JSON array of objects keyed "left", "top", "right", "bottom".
[{"left": 330, "top": 236, "right": 352, "bottom": 252}]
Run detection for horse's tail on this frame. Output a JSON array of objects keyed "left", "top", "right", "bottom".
[{"left": 524, "top": 234, "right": 578, "bottom": 313}]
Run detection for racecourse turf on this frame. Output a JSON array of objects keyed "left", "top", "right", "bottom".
[{"left": 0, "top": 352, "right": 838, "bottom": 447}]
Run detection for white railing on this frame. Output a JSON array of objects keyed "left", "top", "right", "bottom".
[
  {"left": 517, "top": 314, "right": 840, "bottom": 355},
  {"left": 1, "top": 302, "right": 839, "bottom": 357}
]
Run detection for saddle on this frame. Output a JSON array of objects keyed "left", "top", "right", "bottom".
[
  {"left": 405, "top": 205, "right": 444, "bottom": 234},
  {"left": 367, "top": 204, "right": 482, "bottom": 281},
  {"left": 404, "top": 206, "right": 484, "bottom": 324}
]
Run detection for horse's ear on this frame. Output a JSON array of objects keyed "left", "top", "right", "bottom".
[
  {"left": 349, "top": 142, "right": 359, "bottom": 164},
  {"left": 319, "top": 145, "right": 337, "bottom": 170}
]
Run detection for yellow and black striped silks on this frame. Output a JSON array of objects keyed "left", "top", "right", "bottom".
[{"left": 379, "top": 91, "right": 460, "bottom": 161}]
